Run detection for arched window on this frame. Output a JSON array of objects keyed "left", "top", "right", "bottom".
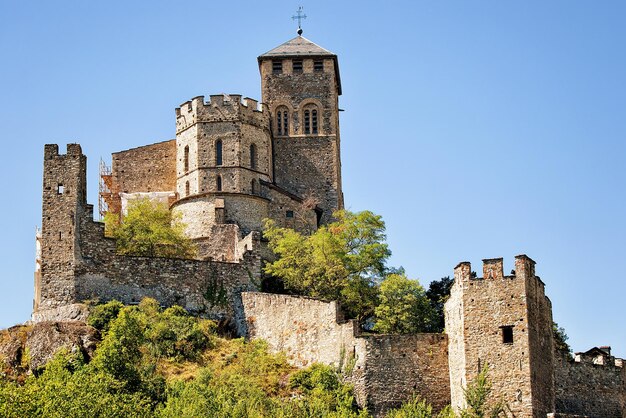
[
  {"left": 303, "top": 104, "right": 319, "bottom": 135},
  {"left": 251, "top": 179, "right": 257, "bottom": 195},
  {"left": 276, "top": 107, "right": 289, "bottom": 136},
  {"left": 185, "top": 181, "right": 190, "bottom": 197},
  {"left": 215, "top": 140, "right": 223, "bottom": 166},
  {"left": 183, "top": 145, "right": 189, "bottom": 172},
  {"left": 216, "top": 175, "right": 222, "bottom": 192},
  {"left": 250, "top": 143, "right": 257, "bottom": 170}
]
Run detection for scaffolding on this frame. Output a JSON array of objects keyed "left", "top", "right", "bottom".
[{"left": 99, "top": 158, "right": 112, "bottom": 220}]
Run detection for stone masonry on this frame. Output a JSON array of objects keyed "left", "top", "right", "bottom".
[{"left": 34, "top": 33, "right": 625, "bottom": 418}]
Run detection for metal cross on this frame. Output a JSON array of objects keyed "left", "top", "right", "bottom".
[{"left": 292, "top": 6, "right": 307, "bottom": 32}]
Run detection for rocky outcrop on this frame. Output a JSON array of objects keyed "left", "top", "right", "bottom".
[{"left": 0, "top": 321, "right": 99, "bottom": 372}]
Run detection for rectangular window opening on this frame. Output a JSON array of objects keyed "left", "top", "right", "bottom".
[
  {"left": 313, "top": 59, "right": 324, "bottom": 72},
  {"left": 293, "top": 59, "right": 303, "bottom": 73},
  {"left": 286, "top": 210, "right": 294, "bottom": 218},
  {"left": 501, "top": 326, "right": 514, "bottom": 344},
  {"left": 272, "top": 60, "right": 283, "bottom": 74},
  {"left": 57, "top": 184, "right": 64, "bottom": 194}
]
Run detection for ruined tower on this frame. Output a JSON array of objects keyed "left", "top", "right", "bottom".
[
  {"left": 258, "top": 35, "right": 344, "bottom": 224},
  {"left": 39, "top": 144, "right": 88, "bottom": 314},
  {"left": 445, "top": 255, "right": 555, "bottom": 418}
]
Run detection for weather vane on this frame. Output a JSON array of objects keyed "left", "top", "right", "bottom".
[{"left": 292, "top": 6, "right": 307, "bottom": 36}]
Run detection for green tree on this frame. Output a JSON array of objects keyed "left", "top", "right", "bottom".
[
  {"left": 461, "top": 365, "right": 506, "bottom": 418},
  {"left": 105, "top": 198, "right": 196, "bottom": 258},
  {"left": 425, "top": 276, "right": 454, "bottom": 332},
  {"left": 264, "top": 210, "right": 390, "bottom": 322},
  {"left": 373, "top": 274, "right": 436, "bottom": 334},
  {"left": 553, "top": 322, "right": 571, "bottom": 355}
]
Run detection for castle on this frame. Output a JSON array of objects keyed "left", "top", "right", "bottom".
[{"left": 34, "top": 33, "right": 625, "bottom": 417}]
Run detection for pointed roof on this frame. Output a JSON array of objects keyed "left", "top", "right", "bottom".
[
  {"left": 258, "top": 35, "right": 342, "bottom": 95},
  {"left": 258, "top": 36, "right": 336, "bottom": 58}
]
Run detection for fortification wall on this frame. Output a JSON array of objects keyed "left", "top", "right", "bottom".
[
  {"left": 554, "top": 352, "right": 626, "bottom": 417},
  {"left": 242, "top": 292, "right": 451, "bottom": 416},
  {"left": 358, "top": 334, "right": 450, "bottom": 415},
  {"left": 76, "top": 207, "right": 260, "bottom": 329},
  {"left": 445, "top": 256, "right": 555, "bottom": 418},
  {"left": 37, "top": 144, "right": 261, "bottom": 333},
  {"left": 242, "top": 292, "right": 359, "bottom": 367}
]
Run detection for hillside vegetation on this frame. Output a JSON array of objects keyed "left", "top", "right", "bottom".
[{"left": 1, "top": 299, "right": 505, "bottom": 417}]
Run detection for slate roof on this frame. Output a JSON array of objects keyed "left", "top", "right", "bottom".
[{"left": 258, "top": 36, "right": 336, "bottom": 58}]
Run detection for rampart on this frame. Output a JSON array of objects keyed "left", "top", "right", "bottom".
[
  {"left": 554, "top": 350, "right": 626, "bottom": 417},
  {"left": 36, "top": 144, "right": 261, "bottom": 334},
  {"left": 241, "top": 292, "right": 450, "bottom": 417},
  {"left": 175, "top": 94, "right": 268, "bottom": 134}
]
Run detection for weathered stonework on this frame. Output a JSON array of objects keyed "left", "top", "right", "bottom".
[
  {"left": 242, "top": 292, "right": 450, "bottom": 417},
  {"left": 445, "top": 256, "right": 555, "bottom": 418},
  {"left": 33, "top": 34, "right": 625, "bottom": 418},
  {"left": 38, "top": 144, "right": 260, "bottom": 334},
  {"left": 555, "top": 349, "right": 626, "bottom": 417}
]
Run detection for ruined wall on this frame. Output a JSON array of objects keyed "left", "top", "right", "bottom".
[
  {"left": 242, "top": 292, "right": 359, "bottom": 368},
  {"left": 445, "top": 256, "right": 555, "bottom": 418},
  {"left": 37, "top": 144, "right": 261, "bottom": 333},
  {"left": 357, "top": 334, "right": 450, "bottom": 415},
  {"left": 40, "top": 144, "right": 86, "bottom": 310},
  {"left": 242, "top": 292, "right": 451, "bottom": 417},
  {"left": 555, "top": 352, "right": 626, "bottom": 417},
  {"left": 106, "top": 140, "right": 177, "bottom": 214}
]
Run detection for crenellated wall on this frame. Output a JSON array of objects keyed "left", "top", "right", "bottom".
[{"left": 445, "top": 256, "right": 555, "bottom": 418}]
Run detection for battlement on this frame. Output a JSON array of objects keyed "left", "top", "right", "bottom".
[
  {"left": 175, "top": 94, "right": 268, "bottom": 133},
  {"left": 454, "top": 254, "right": 538, "bottom": 281},
  {"left": 44, "top": 143, "right": 83, "bottom": 159}
]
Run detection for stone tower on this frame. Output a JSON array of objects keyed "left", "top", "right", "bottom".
[
  {"left": 39, "top": 144, "right": 88, "bottom": 312},
  {"left": 258, "top": 35, "right": 344, "bottom": 224},
  {"left": 171, "top": 95, "right": 272, "bottom": 259},
  {"left": 445, "top": 255, "right": 555, "bottom": 418}
]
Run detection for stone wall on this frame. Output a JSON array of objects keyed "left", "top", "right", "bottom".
[
  {"left": 357, "top": 334, "right": 450, "bottom": 415},
  {"left": 259, "top": 55, "right": 344, "bottom": 224},
  {"left": 242, "top": 292, "right": 450, "bottom": 417},
  {"left": 445, "top": 256, "right": 555, "bottom": 418},
  {"left": 107, "top": 140, "right": 177, "bottom": 215},
  {"left": 554, "top": 351, "right": 626, "bottom": 417},
  {"left": 37, "top": 144, "right": 261, "bottom": 334}
]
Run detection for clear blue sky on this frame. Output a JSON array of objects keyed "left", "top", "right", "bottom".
[{"left": 1, "top": 1, "right": 624, "bottom": 357}]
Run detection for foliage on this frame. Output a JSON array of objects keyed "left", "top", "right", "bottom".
[
  {"left": 88, "top": 300, "right": 124, "bottom": 333},
  {"left": 105, "top": 198, "right": 196, "bottom": 258},
  {"left": 385, "top": 396, "right": 433, "bottom": 418},
  {"left": 373, "top": 274, "right": 436, "bottom": 334},
  {"left": 0, "top": 350, "right": 153, "bottom": 418},
  {"left": 1, "top": 298, "right": 370, "bottom": 418},
  {"left": 553, "top": 322, "right": 571, "bottom": 355},
  {"left": 264, "top": 210, "right": 390, "bottom": 322},
  {"left": 460, "top": 365, "right": 506, "bottom": 418},
  {"left": 425, "top": 276, "right": 454, "bottom": 333}
]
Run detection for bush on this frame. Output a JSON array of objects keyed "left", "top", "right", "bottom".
[{"left": 88, "top": 300, "right": 124, "bottom": 333}]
